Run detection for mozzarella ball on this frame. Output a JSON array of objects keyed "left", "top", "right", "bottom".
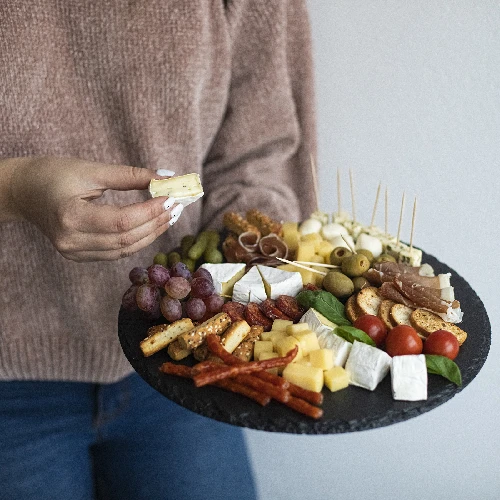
[
  {"left": 355, "top": 233, "right": 383, "bottom": 258},
  {"left": 299, "top": 218, "right": 323, "bottom": 236}
]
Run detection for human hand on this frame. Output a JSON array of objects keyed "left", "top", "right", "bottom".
[{"left": 8, "top": 157, "right": 183, "bottom": 261}]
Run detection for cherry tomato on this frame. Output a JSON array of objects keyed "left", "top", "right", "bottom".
[
  {"left": 423, "top": 329, "right": 459, "bottom": 360},
  {"left": 353, "top": 315, "right": 388, "bottom": 347},
  {"left": 385, "top": 325, "right": 423, "bottom": 357}
]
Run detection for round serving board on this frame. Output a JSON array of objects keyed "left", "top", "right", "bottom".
[{"left": 118, "top": 252, "right": 491, "bottom": 434}]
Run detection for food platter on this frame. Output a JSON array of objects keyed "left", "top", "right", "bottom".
[{"left": 118, "top": 251, "right": 490, "bottom": 434}]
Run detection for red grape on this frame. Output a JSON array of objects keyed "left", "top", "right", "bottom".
[
  {"left": 204, "top": 294, "right": 225, "bottom": 313},
  {"left": 129, "top": 267, "right": 148, "bottom": 285},
  {"left": 164, "top": 277, "right": 191, "bottom": 300},
  {"left": 136, "top": 284, "right": 161, "bottom": 314},
  {"left": 190, "top": 277, "right": 215, "bottom": 299},
  {"left": 147, "top": 264, "right": 171, "bottom": 287},
  {"left": 121, "top": 285, "right": 139, "bottom": 311},
  {"left": 160, "top": 296, "right": 183, "bottom": 322},
  {"left": 170, "top": 262, "right": 192, "bottom": 280},
  {"left": 193, "top": 267, "right": 213, "bottom": 283},
  {"left": 185, "top": 297, "right": 206, "bottom": 321}
]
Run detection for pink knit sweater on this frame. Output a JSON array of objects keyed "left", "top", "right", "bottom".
[{"left": 0, "top": 0, "right": 317, "bottom": 382}]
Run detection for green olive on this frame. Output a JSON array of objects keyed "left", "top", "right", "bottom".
[
  {"left": 352, "top": 276, "right": 369, "bottom": 292},
  {"left": 322, "top": 271, "right": 354, "bottom": 299},
  {"left": 356, "top": 249, "right": 374, "bottom": 264},
  {"left": 167, "top": 251, "right": 181, "bottom": 267},
  {"left": 153, "top": 252, "right": 168, "bottom": 267},
  {"left": 375, "top": 253, "right": 397, "bottom": 264},
  {"left": 329, "top": 247, "right": 353, "bottom": 266},
  {"left": 341, "top": 254, "right": 370, "bottom": 277}
]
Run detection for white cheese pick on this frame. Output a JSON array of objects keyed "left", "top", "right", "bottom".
[
  {"left": 149, "top": 173, "right": 204, "bottom": 207},
  {"left": 391, "top": 355, "right": 427, "bottom": 401},
  {"left": 345, "top": 341, "right": 391, "bottom": 391}
]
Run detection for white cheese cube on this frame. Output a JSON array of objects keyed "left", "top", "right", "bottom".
[
  {"left": 256, "top": 265, "right": 303, "bottom": 300},
  {"left": 320, "top": 332, "right": 352, "bottom": 367},
  {"left": 345, "top": 341, "right": 391, "bottom": 391},
  {"left": 391, "top": 355, "right": 428, "bottom": 401}
]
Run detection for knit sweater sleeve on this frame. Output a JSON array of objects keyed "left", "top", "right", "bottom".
[{"left": 201, "top": 0, "right": 317, "bottom": 230}]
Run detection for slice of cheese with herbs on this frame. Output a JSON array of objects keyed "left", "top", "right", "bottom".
[
  {"left": 149, "top": 173, "right": 204, "bottom": 206},
  {"left": 232, "top": 265, "right": 267, "bottom": 304},
  {"left": 345, "top": 341, "right": 391, "bottom": 391},
  {"left": 391, "top": 354, "right": 427, "bottom": 401},
  {"left": 199, "top": 263, "right": 246, "bottom": 296},
  {"left": 256, "top": 265, "right": 303, "bottom": 300}
]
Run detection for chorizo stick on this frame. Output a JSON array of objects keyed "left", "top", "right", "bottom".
[{"left": 285, "top": 396, "right": 324, "bottom": 420}]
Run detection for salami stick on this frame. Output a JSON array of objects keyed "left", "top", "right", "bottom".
[
  {"left": 235, "top": 374, "right": 290, "bottom": 403},
  {"left": 285, "top": 396, "right": 324, "bottom": 420},
  {"left": 215, "top": 379, "right": 271, "bottom": 407},
  {"left": 193, "top": 346, "right": 298, "bottom": 387},
  {"left": 287, "top": 383, "right": 324, "bottom": 406},
  {"left": 159, "top": 362, "right": 193, "bottom": 378},
  {"left": 206, "top": 334, "right": 289, "bottom": 389}
]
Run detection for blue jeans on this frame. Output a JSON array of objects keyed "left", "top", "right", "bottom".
[{"left": 0, "top": 373, "right": 257, "bottom": 500}]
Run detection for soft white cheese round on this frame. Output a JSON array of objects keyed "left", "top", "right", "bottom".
[
  {"left": 355, "top": 233, "right": 383, "bottom": 258},
  {"left": 299, "top": 218, "right": 323, "bottom": 235},
  {"left": 320, "top": 222, "right": 349, "bottom": 241},
  {"left": 329, "top": 234, "right": 355, "bottom": 251}
]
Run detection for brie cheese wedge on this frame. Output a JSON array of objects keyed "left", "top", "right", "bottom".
[
  {"left": 256, "top": 265, "right": 303, "bottom": 300},
  {"left": 391, "top": 355, "right": 427, "bottom": 401},
  {"left": 345, "top": 341, "right": 391, "bottom": 391},
  {"left": 321, "top": 333, "right": 352, "bottom": 367},
  {"left": 299, "top": 308, "right": 337, "bottom": 347},
  {"left": 199, "top": 263, "right": 246, "bottom": 296},
  {"left": 232, "top": 265, "right": 267, "bottom": 305},
  {"left": 149, "top": 173, "right": 204, "bottom": 207}
]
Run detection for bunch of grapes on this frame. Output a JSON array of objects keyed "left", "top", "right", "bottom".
[{"left": 122, "top": 262, "right": 224, "bottom": 323}]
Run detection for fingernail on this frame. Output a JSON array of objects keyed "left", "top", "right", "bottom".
[
  {"left": 156, "top": 169, "right": 175, "bottom": 177},
  {"left": 169, "top": 204, "right": 184, "bottom": 226},
  {"left": 163, "top": 197, "right": 176, "bottom": 210}
]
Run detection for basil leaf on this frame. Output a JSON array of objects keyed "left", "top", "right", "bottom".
[
  {"left": 335, "top": 325, "right": 376, "bottom": 347},
  {"left": 425, "top": 355, "right": 462, "bottom": 386},
  {"left": 296, "top": 290, "right": 351, "bottom": 326}
]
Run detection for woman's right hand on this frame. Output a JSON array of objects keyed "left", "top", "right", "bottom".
[{"left": 3, "top": 156, "right": 183, "bottom": 262}]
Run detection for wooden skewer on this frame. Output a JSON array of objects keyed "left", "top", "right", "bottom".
[
  {"left": 294, "top": 261, "right": 340, "bottom": 269},
  {"left": 396, "top": 191, "right": 405, "bottom": 246},
  {"left": 349, "top": 168, "right": 356, "bottom": 223},
  {"left": 310, "top": 154, "right": 320, "bottom": 213},
  {"left": 337, "top": 168, "right": 342, "bottom": 217},
  {"left": 385, "top": 187, "right": 388, "bottom": 235},
  {"left": 341, "top": 234, "right": 357, "bottom": 254},
  {"left": 409, "top": 196, "right": 417, "bottom": 251},
  {"left": 275, "top": 257, "right": 327, "bottom": 276},
  {"left": 370, "top": 182, "right": 382, "bottom": 228}
]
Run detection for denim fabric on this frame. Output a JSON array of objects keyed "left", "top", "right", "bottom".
[{"left": 0, "top": 373, "right": 257, "bottom": 500}]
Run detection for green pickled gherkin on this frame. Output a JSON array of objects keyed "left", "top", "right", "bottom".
[
  {"left": 203, "top": 230, "right": 222, "bottom": 263},
  {"left": 153, "top": 252, "right": 168, "bottom": 267},
  {"left": 180, "top": 235, "right": 196, "bottom": 258},
  {"left": 181, "top": 256, "right": 196, "bottom": 272},
  {"left": 167, "top": 251, "right": 181, "bottom": 267},
  {"left": 188, "top": 231, "right": 211, "bottom": 261}
]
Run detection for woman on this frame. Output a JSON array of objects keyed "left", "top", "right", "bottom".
[{"left": 0, "top": 1, "right": 317, "bottom": 498}]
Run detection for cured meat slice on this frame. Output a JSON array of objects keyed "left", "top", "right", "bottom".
[
  {"left": 259, "top": 299, "right": 292, "bottom": 321},
  {"left": 244, "top": 303, "right": 273, "bottom": 331},
  {"left": 258, "top": 233, "right": 288, "bottom": 259},
  {"left": 275, "top": 295, "right": 305, "bottom": 322},
  {"left": 379, "top": 282, "right": 418, "bottom": 309},
  {"left": 238, "top": 231, "right": 260, "bottom": 252}
]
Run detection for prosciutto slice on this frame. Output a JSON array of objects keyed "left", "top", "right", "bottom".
[{"left": 370, "top": 262, "right": 445, "bottom": 289}]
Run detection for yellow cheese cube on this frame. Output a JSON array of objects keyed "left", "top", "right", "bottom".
[
  {"left": 260, "top": 330, "right": 274, "bottom": 342},
  {"left": 286, "top": 323, "right": 310, "bottom": 335},
  {"left": 295, "top": 241, "right": 316, "bottom": 263},
  {"left": 282, "top": 363, "right": 324, "bottom": 392},
  {"left": 309, "top": 348, "right": 334, "bottom": 370},
  {"left": 316, "top": 240, "right": 335, "bottom": 260},
  {"left": 324, "top": 366, "right": 349, "bottom": 392},
  {"left": 268, "top": 330, "right": 288, "bottom": 347},
  {"left": 272, "top": 319, "right": 294, "bottom": 332},
  {"left": 291, "top": 330, "right": 320, "bottom": 355},
  {"left": 282, "top": 222, "right": 300, "bottom": 253},
  {"left": 275, "top": 336, "right": 302, "bottom": 361},
  {"left": 295, "top": 355, "right": 311, "bottom": 366},
  {"left": 258, "top": 351, "right": 280, "bottom": 375},
  {"left": 309, "top": 254, "right": 325, "bottom": 264},
  {"left": 253, "top": 340, "right": 274, "bottom": 360}
]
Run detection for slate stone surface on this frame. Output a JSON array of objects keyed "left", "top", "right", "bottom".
[{"left": 118, "top": 252, "right": 491, "bottom": 434}]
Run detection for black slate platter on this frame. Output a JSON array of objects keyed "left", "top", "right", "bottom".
[{"left": 118, "top": 252, "right": 491, "bottom": 434}]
